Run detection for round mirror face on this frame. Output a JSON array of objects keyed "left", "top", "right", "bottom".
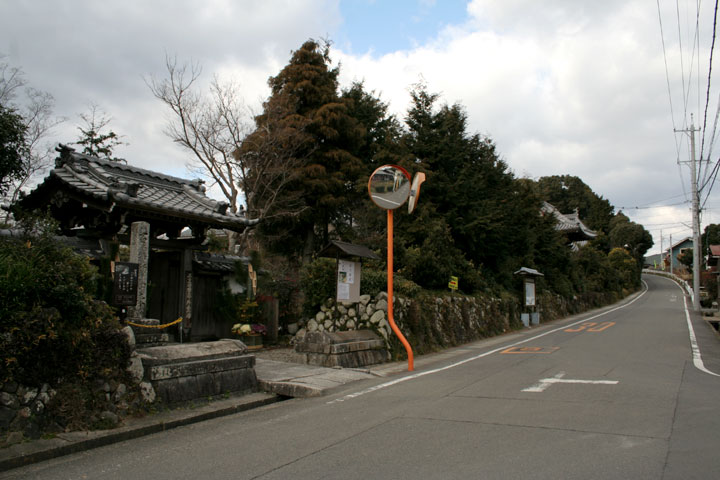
[{"left": 368, "top": 165, "right": 411, "bottom": 210}]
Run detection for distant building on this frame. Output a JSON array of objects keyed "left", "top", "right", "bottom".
[
  {"left": 541, "top": 202, "right": 597, "bottom": 250},
  {"left": 643, "top": 253, "right": 663, "bottom": 269},
  {"left": 663, "top": 237, "right": 693, "bottom": 273},
  {"left": 706, "top": 244, "right": 720, "bottom": 272}
]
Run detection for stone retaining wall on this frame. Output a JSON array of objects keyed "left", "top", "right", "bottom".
[{"left": 299, "top": 289, "right": 628, "bottom": 358}]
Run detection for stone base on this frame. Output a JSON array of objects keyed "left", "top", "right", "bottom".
[
  {"left": 137, "top": 339, "right": 258, "bottom": 404},
  {"left": 128, "top": 318, "right": 172, "bottom": 347},
  {"left": 294, "top": 330, "right": 390, "bottom": 368}
]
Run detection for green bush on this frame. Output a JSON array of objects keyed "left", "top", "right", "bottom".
[
  {"left": 298, "top": 258, "right": 423, "bottom": 316},
  {"left": 608, "top": 247, "right": 640, "bottom": 289},
  {"left": 299, "top": 258, "right": 336, "bottom": 316},
  {"left": 0, "top": 219, "right": 130, "bottom": 386}
]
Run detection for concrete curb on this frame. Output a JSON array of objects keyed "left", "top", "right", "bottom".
[{"left": 0, "top": 392, "right": 280, "bottom": 473}]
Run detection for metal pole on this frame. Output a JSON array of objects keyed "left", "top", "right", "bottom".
[{"left": 387, "top": 209, "right": 414, "bottom": 371}]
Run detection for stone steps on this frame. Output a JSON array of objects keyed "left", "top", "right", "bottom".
[
  {"left": 294, "top": 330, "right": 390, "bottom": 368},
  {"left": 137, "top": 340, "right": 257, "bottom": 404}
]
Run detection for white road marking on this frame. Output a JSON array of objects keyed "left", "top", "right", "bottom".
[
  {"left": 522, "top": 372, "right": 566, "bottom": 392},
  {"left": 522, "top": 372, "right": 618, "bottom": 393},
  {"left": 680, "top": 286, "right": 720, "bottom": 377},
  {"left": 327, "top": 284, "right": 649, "bottom": 405}
]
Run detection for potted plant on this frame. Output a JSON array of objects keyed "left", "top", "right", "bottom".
[{"left": 231, "top": 322, "right": 267, "bottom": 350}]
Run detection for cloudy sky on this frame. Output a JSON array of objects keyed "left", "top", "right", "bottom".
[{"left": 1, "top": 0, "right": 718, "bottom": 255}]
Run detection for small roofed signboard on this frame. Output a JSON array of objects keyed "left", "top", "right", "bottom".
[
  {"left": 337, "top": 259, "right": 361, "bottom": 303},
  {"left": 112, "top": 262, "right": 139, "bottom": 306}
]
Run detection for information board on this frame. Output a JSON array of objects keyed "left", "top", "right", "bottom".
[
  {"left": 524, "top": 279, "right": 536, "bottom": 307},
  {"left": 112, "top": 262, "right": 139, "bottom": 306},
  {"left": 336, "top": 259, "right": 361, "bottom": 303}
]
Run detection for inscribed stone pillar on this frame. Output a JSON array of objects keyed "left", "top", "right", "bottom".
[
  {"left": 127, "top": 221, "right": 150, "bottom": 320},
  {"left": 182, "top": 249, "right": 193, "bottom": 336}
]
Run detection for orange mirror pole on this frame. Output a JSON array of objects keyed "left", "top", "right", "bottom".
[{"left": 387, "top": 209, "right": 414, "bottom": 371}]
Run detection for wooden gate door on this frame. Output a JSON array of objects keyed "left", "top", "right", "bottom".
[{"left": 147, "top": 250, "right": 182, "bottom": 328}]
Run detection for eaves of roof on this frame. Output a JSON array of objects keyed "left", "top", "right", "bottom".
[{"left": 19, "top": 145, "right": 258, "bottom": 232}]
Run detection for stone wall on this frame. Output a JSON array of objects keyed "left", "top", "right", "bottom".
[
  {"left": 1, "top": 326, "right": 153, "bottom": 448},
  {"left": 299, "top": 289, "right": 629, "bottom": 359}
]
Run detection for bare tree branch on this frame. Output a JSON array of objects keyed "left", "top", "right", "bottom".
[
  {"left": 1, "top": 60, "right": 64, "bottom": 223},
  {"left": 147, "top": 56, "right": 246, "bottom": 214},
  {"left": 148, "top": 56, "right": 314, "bottom": 253}
]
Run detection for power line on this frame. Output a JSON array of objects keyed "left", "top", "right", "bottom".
[
  {"left": 657, "top": 0, "right": 684, "bottom": 160},
  {"left": 676, "top": 0, "right": 689, "bottom": 125},
  {"left": 619, "top": 200, "right": 689, "bottom": 210},
  {"left": 700, "top": 0, "right": 719, "bottom": 167}
]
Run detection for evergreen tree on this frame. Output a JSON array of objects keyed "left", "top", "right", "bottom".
[
  {"left": 537, "top": 175, "right": 614, "bottom": 233},
  {"left": 0, "top": 104, "right": 27, "bottom": 195},
  {"left": 608, "top": 212, "right": 653, "bottom": 263},
  {"left": 248, "top": 40, "right": 364, "bottom": 262},
  {"left": 74, "top": 103, "right": 124, "bottom": 159},
  {"left": 400, "top": 83, "right": 556, "bottom": 289},
  {"left": 339, "top": 81, "right": 406, "bottom": 248}
]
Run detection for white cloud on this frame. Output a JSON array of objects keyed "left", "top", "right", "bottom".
[
  {"left": 331, "top": 0, "right": 717, "bottom": 255},
  {"left": 1, "top": 0, "right": 716, "bottom": 255}
]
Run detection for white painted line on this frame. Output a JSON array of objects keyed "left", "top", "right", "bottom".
[
  {"left": 679, "top": 285, "right": 720, "bottom": 377},
  {"left": 327, "top": 284, "right": 649, "bottom": 405},
  {"left": 370, "top": 194, "right": 403, "bottom": 207},
  {"left": 522, "top": 372, "right": 565, "bottom": 393},
  {"left": 522, "top": 372, "right": 618, "bottom": 393},
  {"left": 545, "top": 379, "right": 618, "bottom": 385}
]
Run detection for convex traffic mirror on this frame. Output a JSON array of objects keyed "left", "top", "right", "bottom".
[{"left": 368, "top": 165, "right": 411, "bottom": 210}]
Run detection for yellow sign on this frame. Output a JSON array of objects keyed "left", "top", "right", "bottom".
[{"left": 448, "top": 276, "right": 458, "bottom": 290}]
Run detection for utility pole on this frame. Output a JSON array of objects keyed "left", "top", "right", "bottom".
[{"left": 676, "top": 114, "right": 702, "bottom": 311}]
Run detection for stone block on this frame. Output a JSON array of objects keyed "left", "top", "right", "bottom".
[
  {"left": 138, "top": 340, "right": 259, "bottom": 404},
  {"left": 148, "top": 356, "right": 255, "bottom": 381},
  {"left": 0, "top": 406, "right": 15, "bottom": 430},
  {"left": 294, "top": 330, "right": 389, "bottom": 368}
]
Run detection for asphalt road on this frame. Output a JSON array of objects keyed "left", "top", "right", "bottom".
[{"left": 4, "top": 274, "right": 720, "bottom": 479}]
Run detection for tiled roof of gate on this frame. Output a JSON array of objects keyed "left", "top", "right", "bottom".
[{"left": 20, "top": 145, "right": 257, "bottom": 232}]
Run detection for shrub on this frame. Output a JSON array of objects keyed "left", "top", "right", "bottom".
[
  {"left": 0, "top": 217, "right": 130, "bottom": 387},
  {"left": 298, "top": 258, "right": 423, "bottom": 316},
  {"left": 299, "top": 258, "right": 336, "bottom": 316}
]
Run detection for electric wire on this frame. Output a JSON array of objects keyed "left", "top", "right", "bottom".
[
  {"left": 676, "top": 0, "right": 689, "bottom": 127},
  {"left": 707, "top": 91, "right": 720, "bottom": 163},
  {"left": 699, "top": 0, "right": 718, "bottom": 171},
  {"left": 658, "top": 0, "right": 684, "bottom": 159}
]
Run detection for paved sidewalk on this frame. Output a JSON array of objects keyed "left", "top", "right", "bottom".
[{"left": 0, "top": 355, "right": 391, "bottom": 473}]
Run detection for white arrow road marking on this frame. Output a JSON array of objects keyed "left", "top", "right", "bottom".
[{"left": 522, "top": 372, "right": 618, "bottom": 393}]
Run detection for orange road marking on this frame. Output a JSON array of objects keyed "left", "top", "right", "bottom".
[
  {"left": 501, "top": 346, "right": 559, "bottom": 354},
  {"left": 564, "top": 321, "right": 615, "bottom": 333},
  {"left": 588, "top": 322, "right": 615, "bottom": 332}
]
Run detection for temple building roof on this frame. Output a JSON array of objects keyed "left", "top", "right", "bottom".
[
  {"left": 541, "top": 201, "right": 597, "bottom": 247},
  {"left": 14, "top": 145, "right": 257, "bottom": 241}
]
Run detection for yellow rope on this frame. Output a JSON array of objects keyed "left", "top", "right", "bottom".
[{"left": 126, "top": 317, "right": 183, "bottom": 329}]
